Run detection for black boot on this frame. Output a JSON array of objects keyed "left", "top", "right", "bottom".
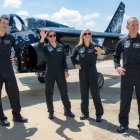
[
  {"left": 80, "top": 114, "right": 89, "bottom": 120},
  {"left": 13, "top": 114, "right": 28, "bottom": 123},
  {"left": 96, "top": 116, "right": 102, "bottom": 122},
  {"left": 48, "top": 113, "right": 54, "bottom": 119},
  {"left": 117, "top": 125, "right": 128, "bottom": 133},
  {"left": 0, "top": 116, "right": 10, "bottom": 126},
  {"left": 64, "top": 111, "right": 75, "bottom": 118}
]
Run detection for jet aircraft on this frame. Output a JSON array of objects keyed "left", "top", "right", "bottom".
[{"left": 7, "top": 2, "right": 125, "bottom": 88}]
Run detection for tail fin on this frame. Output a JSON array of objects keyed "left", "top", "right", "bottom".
[{"left": 105, "top": 2, "right": 125, "bottom": 34}]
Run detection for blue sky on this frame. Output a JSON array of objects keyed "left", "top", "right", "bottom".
[{"left": 0, "top": 0, "right": 140, "bottom": 34}]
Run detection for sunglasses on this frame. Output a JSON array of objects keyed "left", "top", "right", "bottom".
[
  {"left": 48, "top": 34, "right": 56, "bottom": 38},
  {"left": 83, "top": 32, "right": 91, "bottom": 36}
]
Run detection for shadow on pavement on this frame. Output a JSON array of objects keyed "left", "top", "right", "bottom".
[
  {"left": 0, "top": 123, "right": 37, "bottom": 140},
  {"left": 52, "top": 117, "right": 85, "bottom": 140},
  {"left": 87, "top": 118, "right": 140, "bottom": 140}
]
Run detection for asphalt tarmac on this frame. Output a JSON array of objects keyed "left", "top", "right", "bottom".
[{"left": 0, "top": 60, "right": 140, "bottom": 140}]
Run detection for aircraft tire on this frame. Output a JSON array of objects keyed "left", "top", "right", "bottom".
[{"left": 37, "top": 76, "right": 45, "bottom": 83}]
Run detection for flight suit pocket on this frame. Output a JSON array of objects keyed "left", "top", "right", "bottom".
[{"left": 123, "top": 48, "right": 130, "bottom": 65}]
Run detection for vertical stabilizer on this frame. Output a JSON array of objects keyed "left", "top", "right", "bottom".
[{"left": 105, "top": 2, "right": 125, "bottom": 34}]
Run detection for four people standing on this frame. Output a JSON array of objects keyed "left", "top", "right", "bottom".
[{"left": 1, "top": 13, "right": 140, "bottom": 134}]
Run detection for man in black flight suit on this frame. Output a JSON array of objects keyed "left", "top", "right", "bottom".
[
  {"left": 113, "top": 17, "right": 140, "bottom": 133},
  {"left": 0, "top": 15, "right": 28, "bottom": 126}
]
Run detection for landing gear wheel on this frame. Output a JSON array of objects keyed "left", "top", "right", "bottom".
[
  {"left": 36, "top": 72, "right": 45, "bottom": 83},
  {"left": 37, "top": 77, "right": 45, "bottom": 83},
  {"left": 137, "top": 124, "right": 140, "bottom": 130}
]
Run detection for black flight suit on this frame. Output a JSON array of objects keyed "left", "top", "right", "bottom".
[
  {"left": 38, "top": 42, "right": 71, "bottom": 113},
  {"left": 0, "top": 34, "right": 21, "bottom": 120},
  {"left": 113, "top": 33, "right": 140, "bottom": 127},
  {"left": 71, "top": 44, "right": 103, "bottom": 117}
]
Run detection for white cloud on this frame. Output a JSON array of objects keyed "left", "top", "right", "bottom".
[
  {"left": 106, "top": 15, "right": 113, "bottom": 21},
  {"left": 51, "top": 7, "right": 82, "bottom": 26},
  {"left": 33, "top": 7, "right": 97, "bottom": 30},
  {"left": 85, "top": 21, "right": 96, "bottom": 28},
  {"left": 16, "top": 11, "right": 29, "bottom": 16},
  {"left": 124, "top": 14, "right": 130, "bottom": 20},
  {"left": 3, "top": 0, "right": 22, "bottom": 8},
  {"left": 84, "top": 12, "right": 100, "bottom": 20},
  {"left": 35, "top": 14, "right": 50, "bottom": 19}
]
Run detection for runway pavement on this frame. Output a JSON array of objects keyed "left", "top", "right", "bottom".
[{"left": 0, "top": 60, "right": 140, "bottom": 140}]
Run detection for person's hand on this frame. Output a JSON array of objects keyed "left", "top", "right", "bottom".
[
  {"left": 75, "top": 64, "right": 81, "bottom": 69},
  {"left": 94, "top": 47, "right": 104, "bottom": 54},
  {"left": 40, "top": 28, "right": 47, "bottom": 42},
  {"left": 116, "top": 67, "right": 126, "bottom": 76},
  {"left": 64, "top": 71, "right": 69, "bottom": 78}
]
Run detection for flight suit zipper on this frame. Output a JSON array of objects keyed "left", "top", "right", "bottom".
[{"left": 131, "top": 40, "right": 135, "bottom": 85}]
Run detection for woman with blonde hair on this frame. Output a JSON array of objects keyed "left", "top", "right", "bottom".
[{"left": 71, "top": 29, "right": 105, "bottom": 121}]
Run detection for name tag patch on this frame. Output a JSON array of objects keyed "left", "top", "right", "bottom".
[
  {"left": 133, "top": 43, "right": 140, "bottom": 48},
  {"left": 87, "top": 49, "right": 94, "bottom": 53},
  {"left": 4, "top": 40, "right": 11, "bottom": 45}
]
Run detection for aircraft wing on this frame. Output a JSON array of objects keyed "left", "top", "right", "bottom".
[
  {"left": 43, "top": 27, "right": 123, "bottom": 39},
  {"left": 43, "top": 27, "right": 124, "bottom": 53}
]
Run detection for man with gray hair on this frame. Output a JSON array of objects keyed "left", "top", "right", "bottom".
[{"left": 113, "top": 17, "right": 140, "bottom": 133}]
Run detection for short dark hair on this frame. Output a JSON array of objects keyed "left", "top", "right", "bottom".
[{"left": 0, "top": 15, "right": 9, "bottom": 22}]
